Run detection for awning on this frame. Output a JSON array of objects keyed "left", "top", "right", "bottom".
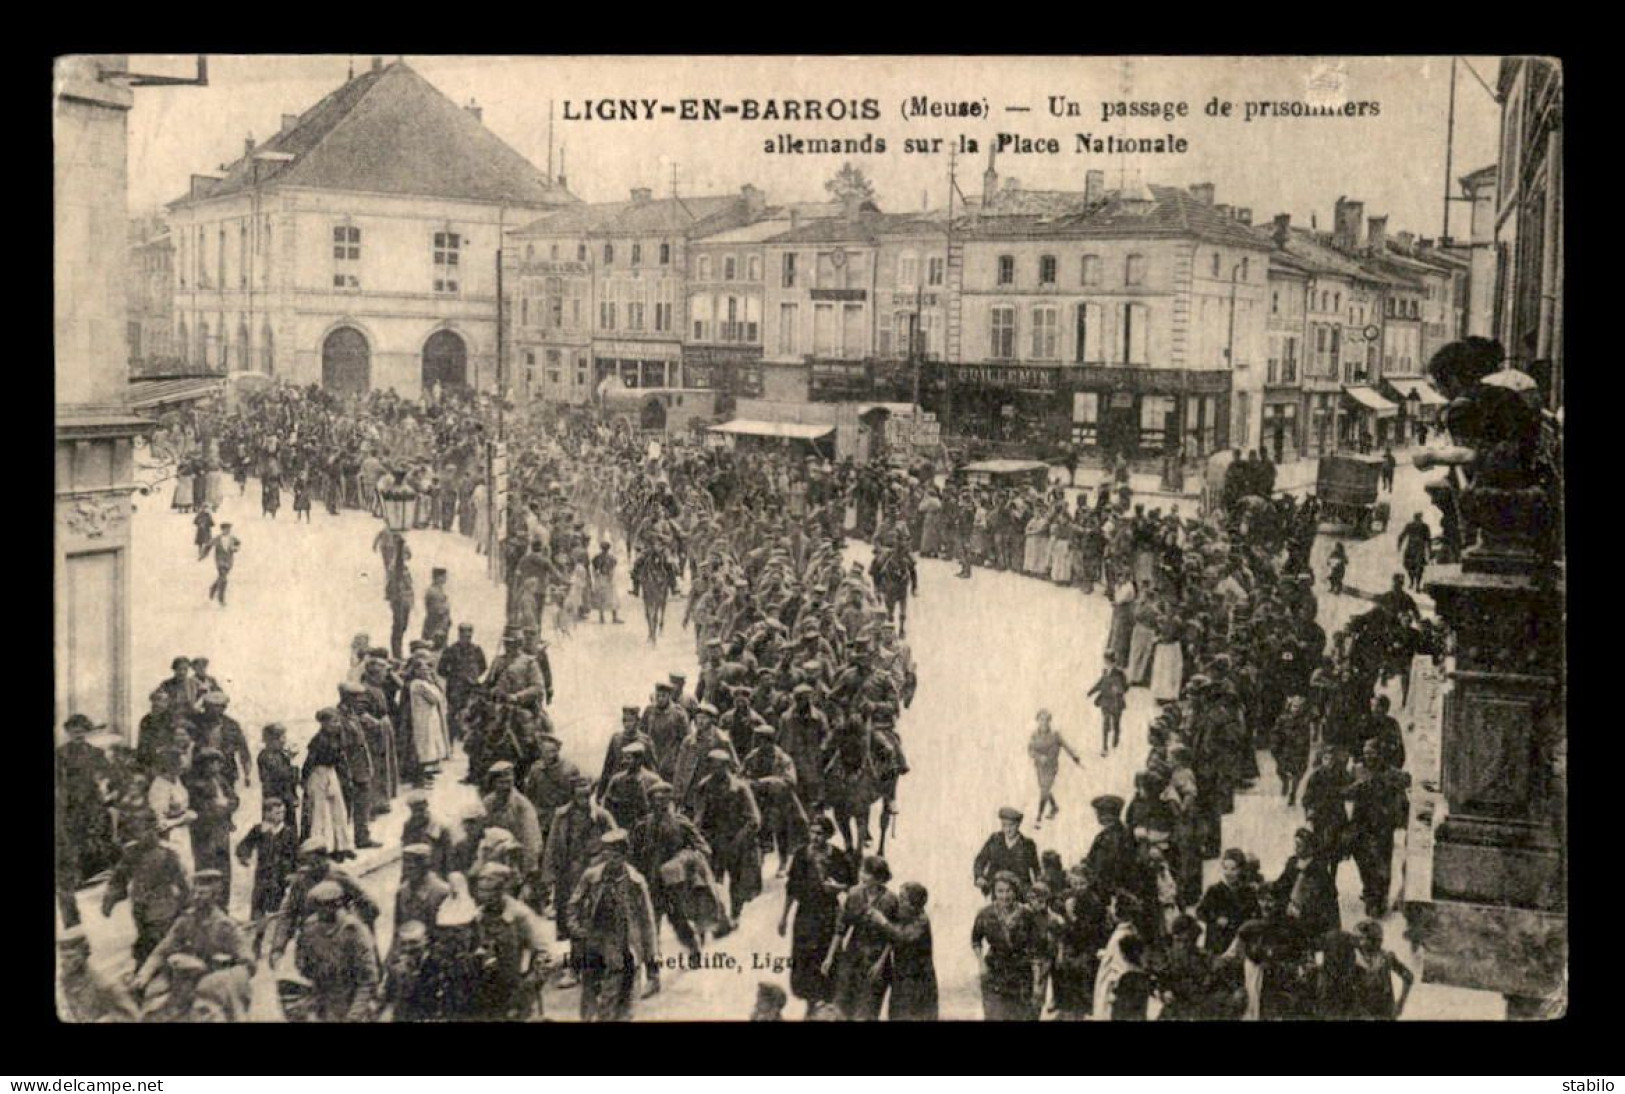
[
  {"left": 1385, "top": 377, "right": 1449, "bottom": 406},
  {"left": 128, "top": 376, "right": 226, "bottom": 410},
  {"left": 1342, "top": 385, "right": 1398, "bottom": 417},
  {"left": 709, "top": 419, "right": 835, "bottom": 441},
  {"left": 962, "top": 459, "right": 1051, "bottom": 475}
]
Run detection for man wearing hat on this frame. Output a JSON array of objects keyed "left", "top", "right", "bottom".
[
  {"left": 436, "top": 623, "right": 488, "bottom": 741},
  {"left": 1085, "top": 794, "right": 1143, "bottom": 906},
  {"left": 778, "top": 683, "right": 830, "bottom": 810},
  {"left": 158, "top": 656, "right": 201, "bottom": 717},
  {"left": 742, "top": 724, "right": 804, "bottom": 877},
  {"left": 190, "top": 691, "right": 253, "bottom": 789},
  {"left": 672, "top": 702, "right": 738, "bottom": 807},
  {"left": 629, "top": 780, "right": 725, "bottom": 963},
  {"left": 602, "top": 742, "right": 663, "bottom": 832},
  {"left": 183, "top": 747, "right": 239, "bottom": 908},
  {"left": 392, "top": 843, "right": 452, "bottom": 952},
  {"left": 667, "top": 672, "right": 699, "bottom": 720},
  {"left": 236, "top": 795, "right": 299, "bottom": 945},
  {"left": 136, "top": 687, "right": 183, "bottom": 777},
  {"left": 203, "top": 520, "right": 241, "bottom": 606},
  {"left": 1086, "top": 651, "right": 1130, "bottom": 757},
  {"left": 641, "top": 681, "right": 691, "bottom": 783},
  {"left": 57, "top": 928, "right": 139, "bottom": 1023},
  {"left": 55, "top": 713, "right": 116, "bottom": 918},
  {"left": 401, "top": 788, "right": 456, "bottom": 879},
  {"left": 335, "top": 685, "right": 382, "bottom": 850},
  {"left": 543, "top": 774, "right": 617, "bottom": 988},
  {"left": 598, "top": 706, "right": 657, "bottom": 796},
  {"left": 464, "top": 861, "right": 551, "bottom": 1019},
  {"left": 972, "top": 807, "right": 1041, "bottom": 895},
  {"left": 566, "top": 828, "right": 659, "bottom": 1020},
  {"left": 484, "top": 760, "right": 544, "bottom": 895},
  {"left": 295, "top": 879, "right": 379, "bottom": 1022},
  {"left": 134, "top": 869, "right": 252, "bottom": 995},
  {"left": 378, "top": 918, "right": 438, "bottom": 1022},
  {"left": 270, "top": 839, "right": 381, "bottom": 964},
  {"left": 693, "top": 748, "right": 764, "bottom": 923},
  {"left": 485, "top": 627, "right": 550, "bottom": 717},
  {"left": 719, "top": 685, "right": 768, "bottom": 759},
  {"left": 695, "top": 639, "right": 727, "bottom": 706},
  {"left": 102, "top": 821, "right": 190, "bottom": 967},
  {"left": 422, "top": 566, "right": 453, "bottom": 650}
]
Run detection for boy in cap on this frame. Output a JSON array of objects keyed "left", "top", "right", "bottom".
[
  {"left": 256, "top": 723, "right": 300, "bottom": 841},
  {"left": 203, "top": 522, "right": 242, "bottom": 606},
  {"left": 235, "top": 796, "right": 299, "bottom": 949},
  {"left": 972, "top": 807, "right": 1041, "bottom": 895},
  {"left": 1086, "top": 651, "right": 1129, "bottom": 757}
]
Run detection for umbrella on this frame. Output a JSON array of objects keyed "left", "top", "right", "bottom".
[{"left": 1483, "top": 367, "right": 1537, "bottom": 393}]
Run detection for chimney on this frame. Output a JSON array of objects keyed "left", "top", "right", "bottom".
[
  {"left": 1395, "top": 230, "right": 1415, "bottom": 252},
  {"left": 1236, "top": 208, "right": 1252, "bottom": 226},
  {"left": 1214, "top": 203, "right": 1232, "bottom": 220},
  {"left": 740, "top": 184, "right": 766, "bottom": 219},
  {"left": 631, "top": 187, "right": 652, "bottom": 203},
  {"left": 1366, "top": 215, "right": 1388, "bottom": 255},
  {"left": 1333, "top": 197, "right": 1364, "bottom": 251},
  {"left": 244, "top": 134, "right": 255, "bottom": 157},
  {"left": 1272, "top": 213, "right": 1291, "bottom": 248},
  {"left": 371, "top": 56, "right": 384, "bottom": 74},
  {"left": 789, "top": 209, "right": 801, "bottom": 233},
  {"left": 280, "top": 113, "right": 299, "bottom": 135},
  {"left": 842, "top": 192, "right": 863, "bottom": 220},
  {"left": 1189, "top": 182, "right": 1215, "bottom": 206},
  {"left": 1085, "top": 170, "right": 1105, "bottom": 204},
  {"left": 982, "top": 146, "right": 998, "bottom": 207},
  {"left": 465, "top": 98, "right": 483, "bottom": 123}
]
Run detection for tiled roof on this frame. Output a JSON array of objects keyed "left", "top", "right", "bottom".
[
  {"left": 515, "top": 195, "right": 745, "bottom": 237},
  {"left": 1276, "top": 227, "right": 1408, "bottom": 285},
  {"left": 763, "top": 212, "right": 940, "bottom": 245},
  {"left": 955, "top": 185, "right": 1271, "bottom": 249},
  {"left": 172, "top": 62, "right": 573, "bottom": 209},
  {"left": 128, "top": 376, "right": 226, "bottom": 409}
]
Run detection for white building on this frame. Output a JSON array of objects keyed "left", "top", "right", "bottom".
[{"left": 167, "top": 58, "right": 574, "bottom": 398}]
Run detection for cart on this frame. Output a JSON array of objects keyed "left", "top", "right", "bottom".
[
  {"left": 954, "top": 458, "right": 1052, "bottom": 491},
  {"left": 1315, "top": 454, "right": 1386, "bottom": 536}
]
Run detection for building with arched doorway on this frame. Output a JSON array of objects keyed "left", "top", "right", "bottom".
[{"left": 166, "top": 58, "right": 575, "bottom": 398}]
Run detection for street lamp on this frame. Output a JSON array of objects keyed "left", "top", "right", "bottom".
[{"left": 379, "top": 470, "right": 417, "bottom": 533}]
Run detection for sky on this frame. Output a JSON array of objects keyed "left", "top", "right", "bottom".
[{"left": 120, "top": 55, "right": 1506, "bottom": 240}]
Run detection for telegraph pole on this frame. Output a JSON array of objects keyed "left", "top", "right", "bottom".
[
  {"left": 942, "top": 149, "right": 956, "bottom": 442},
  {"left": 1443, "top": 55, "right": 1458, "bottom": 239}
]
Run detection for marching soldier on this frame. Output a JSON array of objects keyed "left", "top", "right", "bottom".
[
  {"left": 567, "top": 830, "right": 658, "bottom": 1019},
  {"left": 295, "top": 880, "right": 380, "bottom": 1023}
]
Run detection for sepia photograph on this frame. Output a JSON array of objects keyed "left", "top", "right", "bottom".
[{"left": 52, "top": 54, "right": 1564, "bottom": 1024}]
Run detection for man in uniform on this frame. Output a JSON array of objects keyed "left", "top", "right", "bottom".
[
  {"left": 777, "top": 683, "right": 830, "bottom": 812},
  {"left": 436, "top": 624, "right": 488, "bottom": 742},
  {"left": 392, "top": 844, "right": 452, "bottom": 953},
  {"left": 719, "top": 686, "right": 768, "bottom": 759},
  {"left": 973, "top": 806, "right": 1041, "bottom": 896},
  {"left": 101, "top": 823, "right": 190, "bottom": 967},
  {"left": 597, "top": 706, "right": 656, "bottom": 796},
  {"left": 602, "top": 742, "right": 662, "bottom": 832},
  {"left": 543, "top": 774, "right": 617, "bottom": 988},
  {"left": 522, "top": 734, "right": 579, "bottom": 898},
  {"left": 55, "top": 713, "right": 115, "bottom": 925},
  {"left": 294, "top": 879, "right": 379, "bottom": 1023},
  {"left": 692, "top": 749, "right": 763, "bottom": 923},
  {"left": 672, "top": 703, "right": 740, "bottom": 808},
  {"left": 629, "top": 781, "right": 724, "bottom": 965},
  {"left": 668, "top": 672, "right": 700, "bottom": 720},
  {"left": 741, "top": 724, "right": 803, "bottom": 878},
  {"left": 1085, "top": 794, "right": 1147, "bottom": 911},
  {"left": 422, "top": 567, "right": 452, "bottom": 650},
  {"left": 132, "top": 869, "right": 252, "bottom": 996},
  {"left": 401, "top": 789, "right": 457, "bottom": 880},
  {"left": 567, "top": 829, "right": 659, "bottom": 1020},
  {"left": 56, "top": 929, "right": 139, "bottom": 1023},
  {"left": 641, "top": 681, "right": 691, "bottom": 781},
  {"left": 486, "top": 628, "right": 549, "bottom": 720},
  {"left": 467, "top": 862, "right": 551, "bottom": 1020},
  {"left": 270, "top": 839, "right": 381, "bottom": 965},
  {"left": 483, "top": 760, "right": 543, "bottom": 907},
  {"left": 336, "top": 683, "right": 382, "bottom": 850},
  {"left": 190, "top": 692, "right": 253, "bottom": 789},
  {"left": 1346, "top": 739, "right": 1410, "bottom": 918}
]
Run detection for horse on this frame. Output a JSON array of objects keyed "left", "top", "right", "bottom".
[
  {"left": 633, "top": 550, "right": 679, "bottom": 645},
  {"left": 871, "top": 547, "right": 918, "bottom": 639}
]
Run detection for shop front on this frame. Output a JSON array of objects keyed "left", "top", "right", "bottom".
[
  {"left": 1381, "top": 376, "right": 1449, "bottom": 444},
  {"left": 594, "top": 340, "right": 683, "bottom": 391},
  {"left": 1263, "top": 398, "right": 1301, "bottom": 463},
  {"left": 1339, "top": 384, "right": 1399, "bottom": 452}
]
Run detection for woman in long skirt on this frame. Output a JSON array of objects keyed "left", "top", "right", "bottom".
[
  {"left": 301, "top": 712, "right": 355, "bottom": 859},
  {"left": 193, "top": 504, "right": 215, "bottom": 560},
  {"left": 472, "top": 483, "right": 490, "bottom": 556},
  {"left": 407, "top": 660, "right": 451, "bottom": 783},
  {"left": 172, "top": 457, "right": 196, "bottom": 512},
  {"left": 1106, "top": 576, "right": 1136, "bottom": 666},
  {"left": 261, "top": 474, "right": 282, "bottom": 519},
  {"left": 779, "top": 817, "right": 853, "bottom": 1016},
  {"left": 193, "top": 461, "right": 210, "bottom": 515},
  {"left": 1049, "top": 516, "right": 1074, "bottom": 585},
  {"left": 1024, "top": 513, "right": 1047, "bottom": 575},
  {"left": 1127, "top": 602, "right": 1158, "bottom": 686},
  {"left": 1150, "top": 618, "right": 1185, "bottom": 705},
  {"left": 918, "top": 492, "right": 943, "bottom": 558},
  {"left": 972, "top": 872, "right": 1042, "bottom": 1020},
  {"left": 204, "top": 459, "right": 225, "bottom": 511}
]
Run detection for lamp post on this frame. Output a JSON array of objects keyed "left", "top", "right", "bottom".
[{"left": 379, "top": 468, "right": 416, "bottom": 590}]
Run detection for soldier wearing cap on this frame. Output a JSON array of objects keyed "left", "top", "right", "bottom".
[
  {"left": 544, "top": 773, "right": 617, "bottom": 987},
  {"left": 436, "top": 623, "right": 489, "bottom": 739},
  {"left": 270, "top": 839, "right": 380, "bottom": 964},
  {"left": 602, "top": 741, "right": 664, "bottom": 831},
  {"left": 190, "top": 691, "right": 253, "bottom": 789},
  {"left": 567, "top": 828, "right": 658, "bottom": 1020},
  {"left": 742, "top": 724, "right": 803, "bottom": 877},
  {"left": 133, "top": 868, "right": 253, "bottom": 995},
  {"left": 257, "top": 723, "right": 301, "bottom": 843},
  {"left": 483, "top": 760, "right": 544, "bottom": 899},
  {"left": 393, "top": 843, "right": 452, "bottom": 953},
  {"left": 102, "top": 823, "right": 190, "bottom": 967},
  {"left": 693, "top": 747, "right": 764, "bottom": 922},
  {"left": 57, "top": 928, "right": 139, "bottom": 1023},
  {"left": 629, "top": 779, "right": 725, "bottom": 963},
  {"left": 672, "top": 702, "right": 738, "bottom": 807},
  {"left": 521, "top": 733, "right": 579, "bottom": 873},
  {"left": 641, "top": 680, "right": 691, "bottom": 782},
  {"left": 295, "top": 879, "right": 379, "bottom": 1022},
  {"left": 158, "top": 655, "right": 201, "bottom": 717},
  {"left": 598, "top": 706, "right": 657, "bottom": 797},
  {"left": 401, "top": 788, "right": 457, "bottom": 879},
  {"left": 184, "top": 746, "right": 239, "bottom": 908},
  {"left": 973, "top": 807, "right": 1041, "bottom": 896},
  {"left": 335, "top": 683, "right": 383, "bottom": 850},
  {"left": 485, "top": 628, "right": 550, "bottom": 718},
  {"left": 667, "top": 672, "right": 699, "bottom": 720},
  {"left": 423, "top": 566, "right": 453, "bottom": 650},
  {"left": 55, "top": 713, "right": 116, "bottom": 923},
  {"left": 1085, "top": 794, "right": 1146, "bottom": 911},
  {"left": 718, "top": 685, "right": 768, "bottom": 759},
  {"left": 379, "top": 919, "right": 438, "bottom": 1022},
  {"left": 696, "top": 639, "right": 727, "bottom": 705},
  {"left": 463, "top": 862, "right": 552, "bottom": 1019},
  {"left": 778, "top": 683, "right": 830, "bottom": 810}
]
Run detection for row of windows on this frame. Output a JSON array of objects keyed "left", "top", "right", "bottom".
[
  {"left": 1385, "top": 297, "right": 1422, "bottom": 319},
  {"left": 994, "top": 253, "right": 1148, "bottom": 289},
  {"left": 988, "top": 302, "right": 1147, "bottom": 365},
  {"left": 178, "top": 217, "right": 273, "bottom": 292},
  {"left": 173, "top": 315, "right": 274, "bottom": 372},
  {"left": 695, "top": 254, "right": 762, "bottom": 282},
  {"left": 329, "top": 225, "right": 465, "bottom": 295}
]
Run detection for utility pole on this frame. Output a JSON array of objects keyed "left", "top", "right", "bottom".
[
  {"left": 943, "top": 149, "right": 956, "bottom": 442},
  {"left": 547, "top": 100, "right": 555, "bottom": 181},
  {"left": 1443, "top": 55, "right": 1458, "bottom": 239}
]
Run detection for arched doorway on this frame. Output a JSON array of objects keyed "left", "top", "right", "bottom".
[
  {"left": 322, "top": 326, "right": 371, "bottom": 395},
  {"left": 422, "top": 329, "right": 468, "bottom": 391},
  {"left": 639, "top": 395, "right": 667, "bottom": 432}
]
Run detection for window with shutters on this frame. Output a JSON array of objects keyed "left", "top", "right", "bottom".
[
  {"left": 631, "top": 242, "right": 642, "bottom": 266},
  {"left": 745, "top": 296, "right": 761, "bottom": 343},
  {"left": 1283, "top": 337, "right": 1298, "bottom": 383},
  {"left": 332, "top": 225, "right": 360, "bottom": 289},
  {"left": 655, "top": 280, "right": 675, "bottom": 332},
  {"left": 1126, "top": 254, "right": 1146, "bottom": 287},
  {"left": 997, "top": 255, "right": 1015, "bottom": 286},
  {"left": 604, "top": 243, "right": 614, "bottom": 265},
  {"left": 1031, "top": 306, "right": 1058, "bottom": 359},
  {"left": 898, "top": 251, "right": 918, "bottom": 289},
  {"left": 877, "top": 311, "right": 894, "bottom": 357},
  {"left": 1329, "top": 326, "right": 1341, "bottom": 373},
  {"left": 780, "top": 303, "right": 799, "bottom": 355},
  {"left": 813, "top": 303, "right": 836, "bottom": 355},
  {"left": 920, "top": 312, "right": 941, "bottom": 358},
  {"left": 698, "top": 255, "right": 712, "bottom": 281},
  {"left": 433, "top": 232, "right": 461, "bottom": 294},
  {"left": 1071, "top": 392, "right": 1099, "bottom": 444},
  {"left": 239, "top": 224, "right": 248, "bottom": 288},
  {"left": 928, "top": 256, "right": 945, "bottom": 286},
  {"left": 1141, "top": 394, "right": 1176, "bottom": 449},
  {"left": 1074, "top": 302, "right": 1103, "bottom": 364},
  {"left": 747, "top": 255, "right": 761, "bottom": 282},
  {"left": 546, "top": 278, "right": 563, "bottom": 329},
  {"left": 262, "top": 219, "right": 272, "bottom": 286},
  {"left": 600, "top": 291, "right": 617, "bottom": 331},
  {"left": 660, "top": 242, "right": 671, "bottom": 266},
  {"left": 841, "top": 304, "right": 865, "bottom": 358},
  {"left": 1119, "top": 302, "right": 1149, "bottom": 364},
  {"left": 723, "top": 297, "right": 740, "bottom": 341},
  {"left": 782, "top": 252, "right": 797, "bottom": 288},
  {"left": 1081, "top": 254, "right": 1101, "bottom": 287},
  {"left": 691, "top": 295, "right": 712, "bottom": 341},
  {"left": 217, "top": 227, "right": 226, "bottom": 289},
  {"left": 990, "top": 306, "right": 1016, "bottom": 359},
  {"left": 628, "top": 287, "right": 646, "bottom": 332},
  {"left": 1268, "top": 335, "right": 1280, "bottom": 384},
  {"left": 178, "top": 236, "right": 188, "bottom": 289}
]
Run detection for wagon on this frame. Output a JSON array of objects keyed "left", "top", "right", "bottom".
[
  {"left": 1315, "top": 454, "right": 1386, "bottom": 535},
  {"left": 955, "top": 458, "right": 1052, "bottom": 491}
]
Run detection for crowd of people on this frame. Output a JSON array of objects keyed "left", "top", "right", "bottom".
[{"left": 59, "top": 378, "right": 1441, "bottom": 1022}]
